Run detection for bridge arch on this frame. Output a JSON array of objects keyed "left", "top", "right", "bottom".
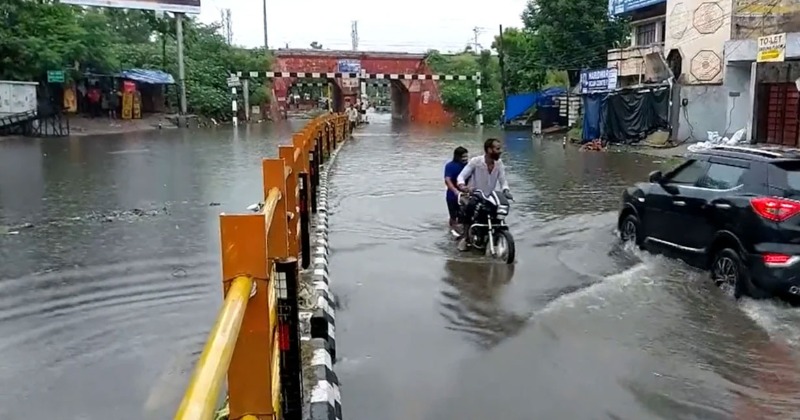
[{"left": 228, "top": 49, "right": 483, "bottom": 126}]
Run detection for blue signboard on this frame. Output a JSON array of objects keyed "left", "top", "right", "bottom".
[
  {"left": 579, "top": 68, "right": 618, "bottom": 94},
  {"left": 337, "top": 59, "right": 361, "bottom": 73},
  {"left": 608, "top": 0, "right": 665, "bottom": 15}
]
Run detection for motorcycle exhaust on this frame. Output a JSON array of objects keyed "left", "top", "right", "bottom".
[{"left": 790, "top": 286, "right": 800, "bottom": 295}]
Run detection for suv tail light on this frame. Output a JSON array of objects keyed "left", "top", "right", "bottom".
[{"left": 750, "top": 197, "right": 800, "bottom": 222}]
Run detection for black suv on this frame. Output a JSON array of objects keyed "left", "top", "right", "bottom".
[{"left": 618, "top": 145, "right": 800, "bottom": 299}]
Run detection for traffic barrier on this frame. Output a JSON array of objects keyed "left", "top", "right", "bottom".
[{"left": 174, "top": 113, "right": 350, "bottom": 420}]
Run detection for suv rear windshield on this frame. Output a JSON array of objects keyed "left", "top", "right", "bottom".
[{"left": 770, "top": 161, "right": 800, "bottom": 198}]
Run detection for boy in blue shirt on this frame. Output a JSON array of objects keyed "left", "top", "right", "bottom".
[{"left": 444, "top": 146, "right": 469, "bottom": 234}]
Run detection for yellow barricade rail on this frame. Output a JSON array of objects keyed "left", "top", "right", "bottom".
[{"left": 175, "top": 113, "right": 349, "bottom": 420}]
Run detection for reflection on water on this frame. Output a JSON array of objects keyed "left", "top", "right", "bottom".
[{"left": 439, "top": 259, "right": 525, "bottom": 350}]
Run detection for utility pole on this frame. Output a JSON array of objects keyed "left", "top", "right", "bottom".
[
  {"left": 220, "top": 9, "right": 232, "bottom": 45},
  {"left": 264, "top": 0, "right": 269, "bottom": 51},
  {"left": 351, "top": 21, "right": 359, "bottom": 51},
  {"left": 472, "top": 26, "right": 483, "bottom": 53},
  {"left": 498, "top": 24, "right": 508, "bottom": 122},
  {"left": 176, "top": 13, "right": 187, "bottom": 116}
]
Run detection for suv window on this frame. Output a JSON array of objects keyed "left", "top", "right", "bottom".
[
  {"left": 769, "top": 161, "right": 800, "bottom": 198},
  {"left": 697, "top": 163, "right": 747, "bottom": 190},
  {"left": 666, "top": 160, "right": 710, "bottom": 185}
]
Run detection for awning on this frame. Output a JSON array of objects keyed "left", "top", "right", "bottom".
[
  {"left": 117, "top": 69, "right": 175, "bottom": 84},
  {"left": 503, "top": 87, "right": 567, "bottom": 124}
]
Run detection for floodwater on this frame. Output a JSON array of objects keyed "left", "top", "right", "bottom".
[
  {"left": 0, "top": 123, "right": 300, "bottom": 419},
  {"left": 330, "top": 114, "right": 800, "bottom": 419},
  {"left": 0, "top": 114, "right": 799, "bottom": 419}
]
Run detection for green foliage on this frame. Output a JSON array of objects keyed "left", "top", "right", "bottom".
[
  {"left": 423, "top": 0, "right": 628, "bottom": 126},
  {"left": 521, "top": 0, "right": 628, "bottom": 84},
  {"left": 425, "top": 50, "right": 502, "bottom": 126},
  {"left": 0, "top": 1, "right": 270, "bottom": 119}
]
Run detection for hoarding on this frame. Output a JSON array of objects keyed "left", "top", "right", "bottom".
[
  {"left": 580, "top": 68, "right": 618, "bottom": 94},
  {"left": 608, "top": 0, "right": 665, "bottom": 15},
  {"left": 60, "top": 0, "right": 200, "bottom": 14}
]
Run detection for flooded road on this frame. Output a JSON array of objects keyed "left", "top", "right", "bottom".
[
  {"left": 329, "top": 115, "right": 800, "bottom": 419},
  {"left": 2, "top": 115, "right": 800, "bottom": 419},
  {"left": 0, "top": 123, "right": 301, "bottom": 419}
]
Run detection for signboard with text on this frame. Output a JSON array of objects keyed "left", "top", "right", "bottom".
[
  {"left": 757, "top": 33, "right": 786, "bottom": 62},
  {"left": 608, "top": 0, "right": 665, "bottom": 15},
  {"left": 47, "top": 70, "right": 65, "bottom": 83},
  {"left": 580, "top": 68, "right": 618, "bottom": 94},
  {"left": 60, "top": 0, "right": 200, "bottom": 14},
  {"left": 337, "top": 59, "right": 361, "bottom": 74}
]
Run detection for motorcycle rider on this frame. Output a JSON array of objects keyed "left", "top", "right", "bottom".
[{"left": 456, "top": 138, "right": 513, "bottom": 251}]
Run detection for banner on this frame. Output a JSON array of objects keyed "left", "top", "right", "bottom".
[
  {"left": 580, "top": 68, "right": 618, "bottom": 94},
  {"left": 60, "top": 0, "right": 200, "bottom": 14},
  {"left": 608, "top": 0, "right": 664, "bottom": 15}
]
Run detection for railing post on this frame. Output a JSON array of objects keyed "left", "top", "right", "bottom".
[
  {"left": 309, "top": 136, "right": 319, "bottom": 214},
  {"left": 263, "top": 158, "right": 290, "bottom": 259},
  {"left": 299, "top": 171, "right": 311, "bottom": 269},
  {"left": 275, "top": 258, "right": 303, "bottom": 420},
  {"left": 220, "top": 213, "right": 274, "bottom": 419},
  {"left": 279, "top": 146, "right": 300, "bottom": 260}
]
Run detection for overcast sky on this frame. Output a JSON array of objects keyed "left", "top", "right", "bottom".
[{"left": 197, "top": 0, "right": 529, "bottom": 52}]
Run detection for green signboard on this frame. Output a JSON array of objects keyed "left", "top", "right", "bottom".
[{"left": 47, "top": 70, "right": 65, "bottom": 83}]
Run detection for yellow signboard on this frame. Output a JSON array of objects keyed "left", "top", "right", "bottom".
[{"left": 757, "top": 33, "right": 786, "bottom": 62}]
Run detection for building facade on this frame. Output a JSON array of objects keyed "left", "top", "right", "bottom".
[
  {"left": 606, "top": 0, "right": 800, "bottom": 142},
  {"left": 607, "top": 0, "right": 667, "bottom": 87},
  {"left": 724, "top": 1, "right": 800, "bottom": 145}
]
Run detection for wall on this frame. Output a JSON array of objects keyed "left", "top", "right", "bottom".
[
  {"left": 676, "top": 84, "right": 728, "bottom": 140},
  {"left": 0, "top": 81, "right": 37, "bottom": 117},
  {"left": 665, "top": 0, "right": 733, "bottom": 84},
  {"left": 731, "top": 0, "right": 800, "bottom": 39},
  {"left": 722, "top": 63, "right": 752, "bottom": 138}
]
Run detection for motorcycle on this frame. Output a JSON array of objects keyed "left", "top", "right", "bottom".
[{"left": 452, "top": 190, "right": 516, "bottom": 264}]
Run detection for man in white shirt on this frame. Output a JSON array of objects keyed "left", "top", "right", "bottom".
[
  {"left": 456, "top": 138, "right": 513, "bottom": 248},
  {"left": 346, "top": 104, "right": 358, "bottom": 133}
]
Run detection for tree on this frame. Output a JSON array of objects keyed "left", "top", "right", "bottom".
[
  {"left": 310, "top": 41, "right": 323, "bottom": 49},
  {"left": 425, "top": 50, "right": 502, "bottom": 125},
  {"left": 492, "top": 27, "right": 546, "bottom": 94},
  {"left": 521, "top": 0, "right": 628, "bottom": 85},
  {"left": 0, "top": 1, "right": 270, "bottom": 120}
]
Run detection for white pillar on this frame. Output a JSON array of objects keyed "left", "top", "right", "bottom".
[
  {"left": 747, "top": 61, "right": 758, "bottom": 142},
  {"left": 232, "top": 87, "right": 238, "bottom": 127},
  {"left": 475, "top": 71, "right": 484, "bottom": 126}
]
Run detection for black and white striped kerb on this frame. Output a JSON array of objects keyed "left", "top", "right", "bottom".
[
  {"left": 233, "top": 71, "right": 479, "bottom": 81},
  {"left": 308, "top": 132, "right": 345, "bottom": 420},
  {"left": 309, "top": 338, "right": 342, "bottom": 420}
]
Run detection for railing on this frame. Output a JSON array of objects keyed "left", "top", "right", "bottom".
[{"left": 174, "top": 112, "right": 350, "bottom": 420}]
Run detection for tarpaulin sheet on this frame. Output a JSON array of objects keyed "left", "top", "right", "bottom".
[
  {"left": 117, "top": 69, "right": 175, "bottom": 84},
  {"left": 601, "top": 87, "right": 669, "bottom": 144},
  {"left": 503, "top": 87, "right": 567, "bottom": 123},
  {"left": 582, "top": 94, "right": 604, "bottom": 142}
]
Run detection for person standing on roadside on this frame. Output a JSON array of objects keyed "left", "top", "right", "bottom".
[{"left": 347, "top": 103, "right": 358, "bottom": 133}]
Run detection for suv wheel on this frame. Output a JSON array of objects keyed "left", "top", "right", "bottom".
[
  {"left": 619, "top": 214, "right": 641, "bottom": 245},
  {"left": 711, "top": 248, "right": 748, "bottom": 299}
]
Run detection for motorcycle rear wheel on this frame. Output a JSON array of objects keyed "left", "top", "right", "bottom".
[{"left": 488, "top": 230, "right": 515, "bottom": 264}]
